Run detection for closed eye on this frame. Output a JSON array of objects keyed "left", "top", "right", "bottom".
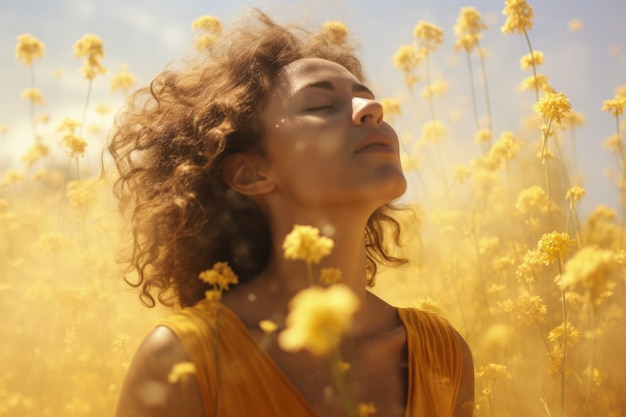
[{"left": 304, "top": 105, "right": 334, "bottom": 112}]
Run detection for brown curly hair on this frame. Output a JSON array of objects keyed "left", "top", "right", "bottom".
[{"left": 108, "top": 10, "right": 406, "bottom": 308}]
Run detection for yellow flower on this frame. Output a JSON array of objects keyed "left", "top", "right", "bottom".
[
  {"left": 603, "top": 133, "right": 621, "bottom": 154},
  {"left": 474, "top": 128, "right": 492, "bottom": 144},
  {"left": 568, "top": 19, "right": 584, "bottom": 32},
  {"left": 478, "top": 363, "right": 512, "bottom": 382},
  {"left": 35, "top": 113, "right": 50, "bottom": 124},
  {"left": 453, "top": 165, "right": 471, "bottom": 183},
  {"left": 57, "top": 117, "right": 82, "bottom": 133},
  {"left": 74, "top": 33, "right": 105, "bottom": 58},
  {"left": 21, "top": 142, "right": 49, "bottom": 168},
  {"left": 15, "top": 33, "right": 45, "bottom": 65},
  {"left": 191, "top": 15, "right": 222, "bottom": 33},
  {"left": 560, "top": 246, "right": 618, "bottom": 307},
  {"left": 420, "top": 81, "right": 449, "bottom": 99},
  {"left": 488, "top": 131, "right": 521, "bottom": 165},
  {"left": 62, "top": 133, "right": 87, "bottom": 158},
  {"left": 537, "top": 231, "right": 575, "bottom": 264},
  {"left": 321, "top": 21, "right": 349, "bottom": 44},
  {"left": 191, "top": 15, "right": 222, "bottom": 50},
  {"left": 259, "top": 320, "right": 278, "bottom": 334},
  {"left": 501, "top": 0, "right": 534, "bottom": 35},
  {"left": 380, "top": 98, "right": 402, "bottom": 121},
  {"left": 515, "top": 185, "right": 549, "bottom": 215},
  {"left": 283, "top": 225, "right": 334, "bottom": 264},
  {"left": 66, "top": 180, "right": 95, "bottom": 211},
  {"left": 519, "top": 74, "right": 554, "bottom": 94},
  {"left": 278, "top": 284, "right": 359, "bottom": 356},
  {"left": 0, "top": 123, "right": 9, "bottom": 134},
  {"left": 498, "top": 294, "right": 547, "bottom": 325},
  {"left": 533, "top": 92, "right": 572, "bottom": 125},
  {"left": 198, "top": 262, "right": 239, "bottom": 291},
  {"left": 319, "top": 268, "right": 342, "bottom": 285},
  {"left": 520, "top": 50, "right": 544, "bottom": 70},
  {"left": 392, "top": 44, "right": 423, "bottom": 72},
  {"left": 0, "top": 169, "right": 25, "bottom": 188},
  {"left": 194, "top": 34, "right": 219, "bottom": 50},
  {"left": 515, "top": 249, "right": 543, "bottom": 286},
  {"left": 602, "top": 96, "right": 626, "bottom": 117},
  {"left": 421, "top": 119, "right": 446, "bottom": 143},
  {"left": 35, "top": 233, "right": 67, "bottom": 253},
  {"left": 73, "top": 34, "right": 107, "bottom": 80},
  {"left": 413, "top": 21, "right": 444, "bottom": 53},
  {"left": 204, "top": 289, "right": 222, "bottom": 303},
  {"left": 564, "top": 109, "right": 586, "bottom": 129},
  {"left": 20, "top": 87, "right": 45, "bottom": 106},
  {"left": 110, "top": 64, "right": 137, "bottom": 93},
  {"left": 357, "top": 402, "right": 377, "bottom": 417},
  {"left": 168, "top": 361, "right": 197, "bottom": 384},
  {"left": 548, "top": 321, "right": 581, "bottom": 347},
  {"left": 453, "top": 7, "right": 486, "bottom": 52},
  {"left": 565, "top": 186, "right": 585, "bottom": 203}
]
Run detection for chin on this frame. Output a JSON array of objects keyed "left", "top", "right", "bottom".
[{"left": 371, "top": 167, "right": 407, "bottom": 205}]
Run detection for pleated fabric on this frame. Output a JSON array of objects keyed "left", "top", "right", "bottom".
[{"left": 161, "top": 299, "right": 463, "bottom": 417}]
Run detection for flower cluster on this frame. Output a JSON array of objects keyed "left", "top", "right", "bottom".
[
  {"left": 453, "top": 7, "right": 487, "bottom": 52},
  {"left": 110, "top": 64, "right": 137, "bottom": 93},
  {"left": 533, "top": 92, "right": 572, "bottom": 126},
  {"left": 413, "top": 21, "right": 444, "bottom": 53},
  {"left": 501, "top": 0, "right": 534, "bottom": 35},
  {"left": 321, "top": 21, "right": 349, "bottom": 45},
  {"left": 73, "top": 34, "right": 107, "bottom": 80},
  {"left": 198, "top": 261, "right": 239, "bottom": 301},
  {"left": 56, "top": 118, "right": 87, "bottom": 158},
  {"left": 537, "top": 231, "right": 576, "bottom": 265},
  {"left": 15, "top": 33, "right": 45, "bottom": 65},
  {"left": 278, "top": 284, "right": 359, "bottom": 356},
  {"left": 282, "top": 225, "right": 334, "bottom": 264},
  {"left": 191, "top": 15, "right": 222, "bottom": 50}
]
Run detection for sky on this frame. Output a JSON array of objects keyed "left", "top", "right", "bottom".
[{"left": 1, "top": 0, "right": 626, "bottom": 215}]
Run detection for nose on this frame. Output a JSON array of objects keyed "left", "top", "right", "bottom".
[{"left": 352, "top": 97, "right": 384, "bottom": 126}]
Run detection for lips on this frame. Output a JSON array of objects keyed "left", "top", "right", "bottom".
[{"left": 354, "top": 132, "right": 397, "bottom": 154}]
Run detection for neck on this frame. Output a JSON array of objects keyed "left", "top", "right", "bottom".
[{"left": 260, "top": 205, "right": 372, "bottom": 303}]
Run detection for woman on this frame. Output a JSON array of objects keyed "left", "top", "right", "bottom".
[{"left": 110, "top": 10, "right": 474, "bottom": 417}]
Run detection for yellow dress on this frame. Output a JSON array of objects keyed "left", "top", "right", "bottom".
[{"left": 161, "top": 299, "right": 463, "bottom": 417}]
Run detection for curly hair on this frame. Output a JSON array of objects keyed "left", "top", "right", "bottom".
[{"left": 108, "top": 10, "right": 406, "bottom": 308}]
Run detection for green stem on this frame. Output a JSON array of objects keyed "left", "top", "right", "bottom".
[
  {"left": 476, "top": 41, "right": 494, "bottom": 142},
  {"left": 585, "top": 308, "right": 596, "bottom": 411},
  {"left": 306, "top": 261, "right": 314, "bottom": 286},
  {"left": 79, "top": 80, "right": 93, "bottom": 137},
  {"left": 541, "top": 118, "right": 554, "bottom": 201},
  {"left": 29, "top": 64, "right": 38, "bottom": 143},
  {"left": 464, "top": 50, "right": 480, "bottom": 132},
  {"left": 557, "top": 258, "right": 567, "bottom": 417},
  {"left": 329, "top": 345, "right": 356, "bottom": 416},
  {"left": 614, "top": 114, "right": 625, "bottom": 250},
  {"left": 523, "top": 29, "right": 540, "bottom": 102}
]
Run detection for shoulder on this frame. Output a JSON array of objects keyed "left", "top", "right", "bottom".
[
  {"left": 399, "top": 308, "right": 475, "bottom": 416},
  {"left": 115, "top": 326, "right": 204, "bottom": 417},
  {"left": 453, "top": 330, "right": 475, "bottom": 417}
]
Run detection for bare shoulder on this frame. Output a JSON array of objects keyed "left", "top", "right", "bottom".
[
  {"left": 115, "top": 326, "right": 205, "bottom": 417},
  {"left": 453, "top": 330, "right": 475, "bottom": 417}
]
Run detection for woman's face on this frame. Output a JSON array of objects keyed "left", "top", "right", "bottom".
[{"left": 259, "top": 58, "right": 406, "bottom": 210}]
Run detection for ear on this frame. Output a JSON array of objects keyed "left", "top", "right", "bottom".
[{"left": 222, "top": 154, "right": 275, "bottom": 196}]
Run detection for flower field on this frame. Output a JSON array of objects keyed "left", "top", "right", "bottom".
[{"left": 2, "top": 1, "right": 625, "bottom": 416}]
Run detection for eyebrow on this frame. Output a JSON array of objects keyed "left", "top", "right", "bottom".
[{"left": 295, "top": 80, "right": 375, "bottom": 98}]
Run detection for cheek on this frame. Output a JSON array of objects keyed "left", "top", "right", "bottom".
[{"left": 273, "top": 118, "right": 348, "bottom": 158}]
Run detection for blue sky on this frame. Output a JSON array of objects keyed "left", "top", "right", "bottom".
[{"left": 2, "top": 0, "right": 626, "bottom": 214}]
